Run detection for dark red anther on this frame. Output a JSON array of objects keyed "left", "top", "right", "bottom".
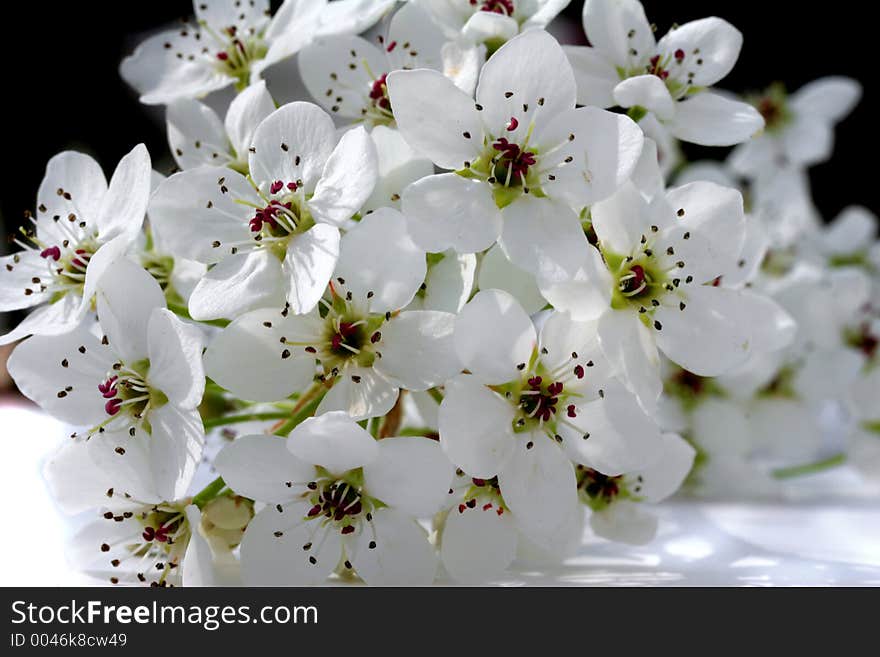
[
  {"left": 547, "top": 381, "right": 563, "bottom": 396},
  {"left": 567, "top": 404, "right": 577, "bottom": 418},
  {"left": 573, "top": 364, "right": 585, "bottom": 379},
  {"left": 369, "top": 74, "right": 391, "bottom": 111},
  {"left": 527, "top": 376, "right": 542, "bottom": 388},
  {"left": 154, "top": 525, "right": 170, "bottom": 543},
  {"left": 142, "top": 527, "right": 156, "bottom": 541},
  {"left": 105, "top": 398, "right": 122, "bottom": 416},
  {"left": 385, "top": 40, "right": 397, "bottom": 53},
  {"left": 307, "top": 504, "right": 322, "bottom": 517},
  {"left": 287, "top": 182, "right": 298, "bottom": 191},
  {"left": 482, "top": 503, "right": 493, "bottom": 511},
  {"left": 71, "top": 249, "right": 89, "bottom": 268},
  {"left": 98, "top": 376, "right": 118, "bottom": 399},
  {"left": 458, "top": 503, "right": 466, "bottom": 513},
  {"left": 341, "top": 525, "right": 355, "bottom": 535},
  {"left": 40, "top": 246, "right": 61, "bottom": 261},
  {"left": 506, "top": 116, "right": 519, "bottom": 131},
  {"left": 270, "top": 180, "right": 284, "bottom": 194},
  {"left": 472, "top": 478, "right": 486, "bottom": 486},
  {"left": 674, "top": 48, "right": 685, "bottom": 61},
  {"left": 217, "top": 52, "right": 229, "bottom": 61}
]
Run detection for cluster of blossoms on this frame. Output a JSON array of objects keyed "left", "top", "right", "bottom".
[{"left": 1, "top": 0, "right": 874, "bottom": 585}]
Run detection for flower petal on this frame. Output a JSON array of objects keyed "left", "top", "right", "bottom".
[
  {"left": 283, "top": 223, "right": 340, "bottom": 315},
  {"left": 316, "top": 366, "right": 398, "bottom": 421},
  {"left": 596, "top": 310, "right": 662, "bottom": 412},
  {"left": 582, "top": 0, "right": 654, "bottom": 70},
  {"left": 563, "top": 45, "right": 619, "bottom": 108},
  {"left": 224, "top": 80, "right": 277, "bottom": 158},
  {"left": 287, "top": 410, "right": 379, "bottom": 474},
  {"left": 349, "top": 508, "right": 437, "bottom": 586},
  {"left": 440, "top": 501, "right": 517, "bottom": 583},
  {"left": 613, "top": 75, "right": 675, "bottom": 120},
  {"left": 189, "top": 249, "right": 287, "bottom": 321},
  {"left": 362, "top": 125, "right": 434, "bottom": 213},
  {"left": 308, "top": 125, "right": 378, "bottom": 226},
  {"left": 669, "top": 92, "right": 764, "bottom": 147},
  {"left": 375, "top": 310, "right": 460, "bottom": 391},
  {"left": 454, "top": 289, "right": 536, "bottom": 384},
  {"left": 477, "top": 244, "right": 546, "bottom": 315},
  {"left": 632, "top": 432, "right": 695, "bottom": 503},
  {"left": 166, "top": 99, "right": 230, "bottom": 171},
  {"left": 95, "top": 144, "right": 151, "bottom": 242},
  {"left": 438, "top": 375, "right": 516, "bottom": 478},
  {"left": 657, "top": 18, "right": 742, "bottom": 87},
  {"left": 147, "top": 404, "right": 204, "bottom": 501},
  {"left": 146, "top": 308, "right": 205, "bottom": 409},
  {"left": 590, "top": 500, "right": 658, "bottom": 545}
]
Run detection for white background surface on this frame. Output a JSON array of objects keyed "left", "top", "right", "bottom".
[{"left": 2, "top": 400, "right": 879, "bottom": 587}]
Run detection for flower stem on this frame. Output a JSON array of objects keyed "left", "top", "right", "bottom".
[
  {"left": 272, "top": 384, "right": 327, "bottom": 437},
  {"left": 192, "top": 477, "right": 226, "bottom": 509},
  {"left": 203, "top": 412, "right": 293, "bottom": 430},
  {"left": 772, "top": 453, "right": 847, "bottom": 480}
]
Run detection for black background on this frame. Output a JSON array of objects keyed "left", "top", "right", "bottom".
[{"left": 2, "top": 0, "right": 876, "bottom": 243}]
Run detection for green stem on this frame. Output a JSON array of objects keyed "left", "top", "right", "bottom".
[
  {"left": 772, "top": 453, "right": 847, "bottom": 480},
  {"left": 203, "top": 412, "right": 292, "bottom": 430},
  {"left": 192, "top": 477, "right": 226, "bottom": 509},
  {"left": 426, "top": 387, "right": 444, "bottom": 405},
  {"left": 626, "top": 105, "right": 648, "bottom": 123},
  {"left": 273, "top": 387, "right": 326, "bottom": 437}
]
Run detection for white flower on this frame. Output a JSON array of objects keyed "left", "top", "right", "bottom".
[
  {"left": 406, "top": 250, "right": 477, "bottom": 313},
  {"left": 298, "top": 1, "right": 481, "bottom": 127},
  {"left": 120, "top": 0, "right": 397, "bottom": 104},
  {"left": 214, "top": 411, "right": 454, "bottom": 585},
  {"left": 362, "top": 125, "right": 434, "bottom": 212},
  {"left": 389, "top": 29, "right": 643, "bottom": 278},
  {"left": 416, "top": 0, "right": 570, "bottom": 50},
  {"left": 729, "top": 77, "right": 862, "bottom": 179},
  {"left": 203, "top": 208, "right": 461, "bottom": 420},
  {"left": 8, "top": 258, "right": 205, "bottom": 500},
  {"left": 581, "top": 432, "right": 694, "bottom": 545},
  {"left": 167, "top": 80, "right": 276, "bottom": 173},
  {"left": 565, "top": 0, "right": 763, "bottom": 146},
  {"left": 547, "top": 180, "right": 793, "bottom": 410},
  {"left": 438, "top": 290, "right": 664, "bottom": 554},
  {"left": 149, "top": 102, "right": 379, "bottom": 320},
  {"left": 0, "top": 145, "right": 151, "bottom": 344}
]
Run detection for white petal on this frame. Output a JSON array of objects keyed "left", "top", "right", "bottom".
[
  {"left": 591, "top": 180, "right": 651, "bottom": 254},
  {"left": 590, "top": 500, "right": 658, "bottom": 545},
  {"left": 204, "top": 307, "right": 320, "bottom": 401},
  {"left": 363, "top": 436, "right": 455, "bottom": 517},
  {"left": 657, "top": 18, "right": 742, "bottom": 87},
  {"left": 0, "top": 250, "right": 51, "bottom": 312},
  {"left": 224, "top": 80, "right": 277, "bottom": 158},
  {"left": 314, "top": 0, "right": 395, "bottom": 36},
  {"left": 440, "top": 502, "right": 517, "bottom": 583},
  {"left": 95, "top": 144, "right": 151, "bottom": 242},
  {"left": 559, "top": 379, "right": 663, "bottom": 475},
  {"left": 461, "top": 11, "right": 518, "bottom": 45},
  {"left": 362, "top": 125, "right": 434, "bottom": 213},
  {"left": 283, "top": 223, "right": 340, "bottom": 315},
  {"left": 287, "top": 410, "right": 378, "bottom": 474},
  {"left": 148, "top": 167, "right": 257, "bottom": 264},
  {"left": 297, "top": 35, "right": 385, "bottom": 119},
  {"left": 349, "top": 508, "right": 437, "bottom": 586},
  {"left": 632, "top": 432, "right": 695, "bottom": 503},
  {"left": 166, "top": 99, "right": 230, "bottom": 171},
  {"left": 441, "top": 39, "right": 483, "bottom": 96},
  {"left": 563, "top": 45, "right": 619, "bottom": 108},
  {"left": 316, "top": 366, "right": 398, "bottom": 421},
  {"left": 613, "top": 75, "right": 675, "bottom": 120},
  {"left": 148, "top": 404, "right": 204, "bottom": 501},
  {"left": 596, "top": 310, "right": 662, "bottom": 412},
  {"left": 189, "top": 249, "right": 287, "bottom": 321},
  {"left": 0, "top": 293, "right": 83, "bottom": 346},
  {"left": 241, "top": 504, "right": 341, "bottom": 586},
  {"left": 476, "top": 30, "right": 576, "bottom": 140},
  {"left": 499, "top": 196, "right": 591, "bottom": 281},
  {"left": 401, "top": 173, "right": 501, "bottom": 254},
  {"left": 582, "top": 0, "right": 654, "bottom": 69},
  {"left": 374, "top": 310, "right": 460, "bottom": 391},
  {"left": 438, "top": 375, "right": 516, "bottom": 478},
  {"left": 669, "top": 92, "right": 765, "bottom": 147},
  {"left": 214, "top": 434, "right": 316, "bottom": 503},
  {"left": 249, "top": 102, "right": 336, "bottom": 193},
  {"left": 335, "top": 208, "right": 425, "bottom": 313},
  {"left": 386, "top": 68, "right": 484, "bottom": 170},
  {"left": 537, "top": 245, "right": 614, "bottom": 322},
  {"left": 477, "top": 244, "right": 546, "bottom": 315},
  {"left": 95, "top": 257, "right": 166, "bottom": 363},
  {"left": 385, "top": 1, "right": 447, "bottom": 73},
  {"left": 497, "top": 435, "right": 577, "bottom": 541},
  {"left": 412, "top": 251, "right": 477, "bottom": 313},
  {"left": 36, "top": 151, "right": 107, "bottom": 239},
  {"left": 653, "top": 285, "right": 753, "bottom": 376},
  {"left": 791, "top": 76, "right": 862, "bottom": 123},
  {"left": 146, "top": 308, "right": 205, "bottom": 409},
  {"left": 454, "top": 289, "right": 536, "bottom": 384},
  {"left": 309, "top": 126, "right": 378, "bottom": 226}
]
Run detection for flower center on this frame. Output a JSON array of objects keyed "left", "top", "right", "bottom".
[
  {"left": 750, "top": 83, "right": 791, "bottom": 133},
  {"left": 491, "top": 137, "right": 537, "bottom": 186},
  {"left": 473, "top": 0, "right": 515, "bottom": 15},
  {"left": 518, "top": 375, "right": 564, "bottom": 422},
  {"left": 457, "top": 476, "right": 507, "bottom": 516},
  {"left": 576, "top": 465, "right": 630, "bottom": 510},
  {"left": 86, "top": 359, "right": 167, "bottom": 438},
  {"left": 208, "top": 24, "right": 268, "bottom": 90},
  {"left": 368, "top": 73, "right": 391, "bottom": 112}
]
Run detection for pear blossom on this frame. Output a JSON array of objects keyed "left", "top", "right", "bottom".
[
  {"left": 203, "top": 208, "right": 461, "bottom": 420},
  {"left": 545, "top": 180, "right": 794, "bottom": 410},
  {"left": 406, "top": 250, "right": 477, "bottom": 313},
  {"left": 439, "top": 290, "right": 665, "bottom": 552},
  {"left": 167, "top": 80, "right": 276, "bottom": 174},
  {"left": 580, "top": 432, "right": 694, "bottom": 545},
  {"left": 361, "top": 125, "right": 434, "bottom": 212},
  {"left": 298, "top": 1, "right": 481, "bottom": 127},
  {"left": 0, "top": 145, "right": 151, "bottom": 344},
  {"left": 149, "top": 102, "right": 378, "bottom": 320},
  {"left": 44, "top": 435, "right": 232, "bottom": 586},
  {"left": 7, "top": 258, "right": 205, "bottom": 500},
  {"left": 416, "top": 0, "right": 571, "bottom": 51},
  {"left": 389, "top": 29, "right": 644, "bottom": 277},
  {"left": 565, "top": 0, "right": 763, "bottom": 146},
  {"left": 214, "top": 412, "right": 454, "bottom": 585},
  {"left": 120, "top": 0, "right": 397, "bottom": 104},
  {"left": 729, "top": 78, "right": 862, "bottom": 179}
]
